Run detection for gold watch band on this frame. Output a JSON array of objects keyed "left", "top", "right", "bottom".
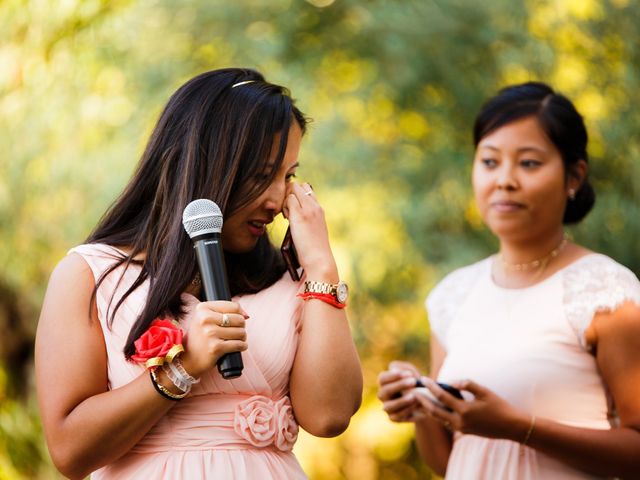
[
  {"left": 303, "top": 280, "right": 349, "bottom": 304},
  {"left": 303, "top": 281, "right": 335, "bottom": 295}
]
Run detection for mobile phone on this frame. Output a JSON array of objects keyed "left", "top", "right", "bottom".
[
  {"left": 414, "top": 379, "right": 463, "bottom": 411},
  {"left": 281, "top": 226, "right": 302, "bottom": 281},
  {"left": 416, "top": 379, "right": 464, "bottom": 400}
]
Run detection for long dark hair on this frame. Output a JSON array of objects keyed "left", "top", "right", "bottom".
[
  {"left": 473, "top": 81, "right": 595, "bottom": 224},
  {"left": 86, "top": 68, "right": 307, "bottom": 358}
]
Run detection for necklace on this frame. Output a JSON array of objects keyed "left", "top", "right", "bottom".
[{"left": 499, "top": 234, "right": 568, "bottom": 273}]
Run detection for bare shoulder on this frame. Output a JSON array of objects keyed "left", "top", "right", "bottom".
[
  {"left": 37, "top": 253, "right": 96, "bottom": 334},
  {"left": 36, "top": 253, "right": 108, "bottom": 423},
  {"left": 37, "top": 251, "right": 105, "bottom": 352},
  {"left": 48, "top": 252, "right": 95, "bottom": 293}
]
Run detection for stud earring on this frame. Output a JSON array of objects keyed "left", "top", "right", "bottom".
[{"left": 568, "top": 189, "right": 576, "bottom": 200}]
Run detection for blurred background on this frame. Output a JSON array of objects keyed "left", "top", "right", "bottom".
[{"left": 1, "top": 0, "right": 639, "bottom": 478}]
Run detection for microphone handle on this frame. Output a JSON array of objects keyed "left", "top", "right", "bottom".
[{"left": 193, "top": 236, "right": 244, "bottom": 379}]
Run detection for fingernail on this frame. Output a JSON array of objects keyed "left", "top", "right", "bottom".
[
  {"left": 421, "top": 376, "right": 434, "bottom": 387},
  {"left": 405, "top": 378, "right": 417, "bottom": 387}
]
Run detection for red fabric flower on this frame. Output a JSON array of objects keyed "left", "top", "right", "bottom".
[{"left": 131, "top": 319, "right": 184, "bottom": 368}]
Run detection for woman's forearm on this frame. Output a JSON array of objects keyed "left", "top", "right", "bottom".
[
  {"left": 46, "top": 371, "right": 176, "bottom": 479},
  {"left": 414, "top": 416, "right": 453, "bottom": 476},
  {"left": 289, "top": 300, "right": 362, "bottom": 437},
  {"left": 522, "top": 418, "right": 640, "bottom": 477}
]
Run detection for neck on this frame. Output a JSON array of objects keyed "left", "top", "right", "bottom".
[
  {"left": 493, "top": 228, "right": 569, "bottom": 288},
  {"left": 498, "top": 229, "right": 566, "bottom": 266}
]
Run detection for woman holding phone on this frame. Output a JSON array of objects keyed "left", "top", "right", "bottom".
[
  {"left": 35, "top": 68, "right": 362, "bottom": 479},
  {"left": 378, "top": 82, "right": 640, "bottom": 479}
]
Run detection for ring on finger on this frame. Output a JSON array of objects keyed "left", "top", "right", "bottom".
[{"left": 221, "top": 313, "right": 231, "bottom": 327}]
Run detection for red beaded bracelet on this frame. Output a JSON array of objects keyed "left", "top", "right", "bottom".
[{"left": 297, "top": 292, "right": 347, "bottom": 309}]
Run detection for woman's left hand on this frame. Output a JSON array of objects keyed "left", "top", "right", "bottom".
[
  {"left": 283, "top": 182, "right": 337, "bottom": 278},
  {"left": 416, "top": 379, "right": 530, "bottom": 441}
]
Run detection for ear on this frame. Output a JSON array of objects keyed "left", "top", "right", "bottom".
[{"left": 567, "top": 159, "right": 588, "bottom": 193}]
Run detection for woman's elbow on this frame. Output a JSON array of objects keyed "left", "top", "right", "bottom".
[
  {"left": 431, "top": 463, "right": 448, "bottom": 478},
  {"left": 50, "top": 455, "right": 87, "bottom": 480},
  {"left": 302, "top": 415, "right": 353, "bottom": 438},
  {"left": 48, "top": 444, "right": 93, "bottom": 480},
  {"left": 293, "top": 384, "right": 362, "bottom": 437},
  {"left": 300, "top": 400, "right": 361, "bottom": 437}
]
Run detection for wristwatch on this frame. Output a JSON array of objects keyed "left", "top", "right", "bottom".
[{"left": 303, "top": 280, "right": 349, "bottom": 305}]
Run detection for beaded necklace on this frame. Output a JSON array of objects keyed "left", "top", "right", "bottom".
[{"left": 499, "top": 234, "right": 568, "bottom": 273}]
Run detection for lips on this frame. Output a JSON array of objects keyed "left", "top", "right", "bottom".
[
  {"left": 490, "top": 200, "right": 525, "bottom": 212},
  {"left": 247, "top": 219, "right": 271, "bottom": 236}
]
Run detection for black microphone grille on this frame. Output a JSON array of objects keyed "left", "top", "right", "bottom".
[{"left": 182, "top": 199, "right": 223, "bottom": 238}]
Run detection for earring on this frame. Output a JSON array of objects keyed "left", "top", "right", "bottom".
[{"left": 568, "top": 189, "right": 576, "bottom": 200}]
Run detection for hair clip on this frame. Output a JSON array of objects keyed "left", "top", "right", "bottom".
[{"left": 231, "top": 80, "right": 256, "bottom": 88}]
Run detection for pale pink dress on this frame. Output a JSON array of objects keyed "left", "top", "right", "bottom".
[
  {"left": 70, "top": 243, "right": 307, "bottom": 479},
  {"left": 426, "top": 254, "right": 640, "bottom": 479}
]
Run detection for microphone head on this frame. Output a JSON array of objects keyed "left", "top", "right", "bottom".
[{"left": 182, "top": 199, "right": 223, "bottom": 238}]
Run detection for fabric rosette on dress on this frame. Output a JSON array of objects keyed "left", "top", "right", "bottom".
[{"left": 234, "top": 395, "right": 299, "bottom": 451}]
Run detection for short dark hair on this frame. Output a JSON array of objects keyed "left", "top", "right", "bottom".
[
  {"left": 473, "top": 81, "right": 595, "bottom": 224},
  {"left": 87, "top": 68, "right": 308, "bottom": 358}
]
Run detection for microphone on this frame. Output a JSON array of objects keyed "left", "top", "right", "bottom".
[{"left": 182, "top": 199, "right": 243, "bottom": 379}]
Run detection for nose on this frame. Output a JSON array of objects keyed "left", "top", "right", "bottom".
[
  {"left": 496, "top": 163, "right": 518, "bottom": 190},
  {"left": 262, "top": 179, "right": 288, "bottom": 214}
]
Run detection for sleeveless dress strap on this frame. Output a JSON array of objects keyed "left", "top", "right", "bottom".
[
  {"left": 67, "top": 243, "right": 145, "bottom": 332},
  {"left": 68, "top": 243, "right": 127, "bottom": 281}
]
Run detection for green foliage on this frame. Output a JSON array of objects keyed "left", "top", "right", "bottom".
[
  {"left": 1, "top": 0, "right": 638, "bottom": 478},
  {"left": 0, "top": 365, "right": 52, "bottom": 480}
]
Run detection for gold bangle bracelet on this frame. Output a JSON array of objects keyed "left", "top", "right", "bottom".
[
  {"left": 150, "top": 369, "right": 188, "bottom": 401},
  {"left": 522, "top": 415, "right": 536, "bottom": 446}
]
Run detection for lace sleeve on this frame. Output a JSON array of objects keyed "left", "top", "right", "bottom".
[
  {"left": 425, "top": 259, "right": 487, "bottom": 347},
  {"left": 563, "top": 254, "right": 640, "bottom": 350}
]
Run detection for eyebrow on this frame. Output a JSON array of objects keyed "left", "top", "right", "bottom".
[
  {"left": 480, "top": 145, "right": 547, "bottom": 154},
  {"left": 264, "top": 162, "right": 299, "bottom": 171}
]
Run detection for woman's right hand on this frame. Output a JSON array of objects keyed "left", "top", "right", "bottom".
[
  {"left": 180, "top": 301, "right": 249, "bottom": 378},
  {"left": 378, "top": 361, "right": 425, "bottom": 423}
]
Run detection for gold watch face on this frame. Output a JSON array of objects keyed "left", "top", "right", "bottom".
[{"left": 336, "top": 281, "right": 349, "bottom": 303}]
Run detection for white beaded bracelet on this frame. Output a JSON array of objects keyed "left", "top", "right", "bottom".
[{"left": 162, "top": 358, "right": 200, "bottom": 394}]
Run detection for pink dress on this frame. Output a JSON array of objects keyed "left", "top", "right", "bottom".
[
  {"left": 426, "top": 254, "right": 640, "bottom": 479},
  {"left": 70, "top": 244, "right": 307, "bottom": 479}
]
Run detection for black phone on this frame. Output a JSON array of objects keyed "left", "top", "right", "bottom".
[
  {"left": 415, "top": 378, "right": 464, "bottom": 400},
  {"left": 281, "top": 226, "right": 302, "bottom": 281}
]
